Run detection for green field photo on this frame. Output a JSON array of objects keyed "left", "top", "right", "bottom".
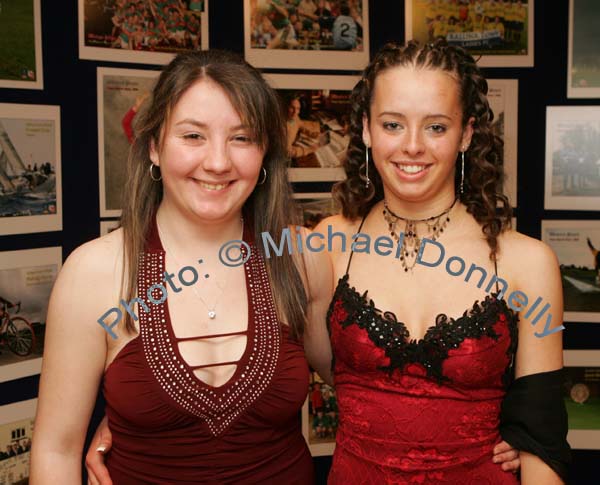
[{"left": 0, "top": 0, "right": 37, "bottom": 81}]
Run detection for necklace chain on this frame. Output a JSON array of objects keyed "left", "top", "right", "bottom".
[
  {"left": 156, "top": 219, "right": 243, "bottom": 321},
  {"left": 383, "top": 198, "right": 457, "bottom": 273}
]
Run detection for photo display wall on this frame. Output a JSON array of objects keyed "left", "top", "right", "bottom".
[{"left": 0, "top": 2, "right": 599, "bottom": 481}]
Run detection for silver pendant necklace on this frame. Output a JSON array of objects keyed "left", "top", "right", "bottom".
[{"left": 156, "top": 218, "right": 243, "bottom": 321}]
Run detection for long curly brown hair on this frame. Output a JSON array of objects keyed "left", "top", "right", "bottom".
[{"left": 333, "top": 39, "right": 512, "bottom": 261}]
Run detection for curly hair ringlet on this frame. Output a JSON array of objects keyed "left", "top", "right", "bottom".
[{"left": 333, "top": 38, "right": 512, "bottom": 262}]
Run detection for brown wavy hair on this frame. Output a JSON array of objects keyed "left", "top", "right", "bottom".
[
  {"left": 119, "top": 50, "right": 307, "bottom": 339},
  {"left": 333, "top": 39, "right": 512, "bottom": 261}
]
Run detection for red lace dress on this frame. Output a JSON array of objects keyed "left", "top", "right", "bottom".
[
  {"left": 102, "top": 220, "right": 313, "bottom": 484},
  {"left": 327, "top": 270, "right": 520, "bottom": 484}
]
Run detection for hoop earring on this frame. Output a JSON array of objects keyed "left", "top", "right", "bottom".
[
  {"left": 365, "top": 146, "right": 371, "bottom": 188},
  {"left": 257, "top": 167, "right": 267, "bottom": 185},
  {"left": 149, "top": 163, "right": 161, "bottom": 181},
  {"left": 459, "top": 151, "right": 465, "bottom": 195}
]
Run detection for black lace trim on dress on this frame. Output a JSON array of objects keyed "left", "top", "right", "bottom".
[{"left": 327, "top": 274, "right": 519, "bottom": 386}]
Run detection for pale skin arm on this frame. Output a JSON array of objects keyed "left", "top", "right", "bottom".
[
  {"left": 30, "top": 242, "right": 115, "bottom": 484},
  {"left": 509, "top": 237, "right": 565, "bottom": 484},
  {"left": 301, "top": 226, "right": 334, "bottom": 385}
]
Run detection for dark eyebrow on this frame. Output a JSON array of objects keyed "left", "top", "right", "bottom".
[
  {"left": 378, "top": 111, "right": 453, "bottom": 121},
  {"left": 174, "top": 119, "right": 251, "bottom": 131}
]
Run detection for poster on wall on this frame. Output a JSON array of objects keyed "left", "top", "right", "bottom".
[
  {"left": 244, "top": 0, "right": 369, "bottom": 70},
  {"left": 0, "top": 247, "right": 61, "bottom": 383},
  {"left": 0, "top": 0, "right": 43, "bottom": 90},
  {"left": 100, "top": 220, "right": 120, "bottom": 236},
  {"left": 487, "top": 79, "right": 518, "bottom": 206},
  {"left": 564, "top": 350, "right": 600, "bottom": 450},
  {"left": 541, "top": 220, "right": 600, "bottom": 323},
  {"left": 544, "top": 106, "right": 600, "bottom": 211},
  {"left": 79, "top": 0, "right": 209, "bottom": 64},
  {"left": 293, "top": 193, "right": 340, "bottom": 228},
  {"left": 264, "top": 74, "right": 360, "bottom": 182},
  {"left": 0, "top": 104, "right": 62, "bottom": 236},
  {"left": 98, "top": 67, "right": 160, "bottom": 217},
  {"left": 567, "top": 0, "right": 600, "bottom": 98},
  {"left": 0, "top": 399, "right": 37, "bottom": 484},
  {"left": 301, "top": 371, "right": 337, "bottom": 456},
  {"left": 405, "top": 0, "right": 534, "bottom": 67}
]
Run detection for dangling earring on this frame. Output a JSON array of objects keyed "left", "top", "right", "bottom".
[
  {"left": 149, "top": 162, "right": 161, "bottom": 181},
  {"left": 257, "top": 167, "right": 267, "bottom": 185},
  {"left": 365, "top": 145, "right": 371, "bottom": 188},
  {"left": 459, "top": 150, "right": 465, "bottom": 195}
]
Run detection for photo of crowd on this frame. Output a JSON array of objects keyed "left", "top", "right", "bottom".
[
  {"left": 307, "top": 373, "right": 338, "bottom": 444},
  {"left": 82, "top": 0, "right": 205, "bottom": 54},
  {"left": 249, "top": 0, "right": 364, "bottom": 51},
  {"left": 409, "top": 0, "right": 529, "bottom": 55}
]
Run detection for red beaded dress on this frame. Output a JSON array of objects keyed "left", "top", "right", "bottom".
[
  {"left": 102, "top": 219, "right": 313, "bottom": 484},
  {"left": 327, "top": 240, "right": 520, "bottom": 484}
]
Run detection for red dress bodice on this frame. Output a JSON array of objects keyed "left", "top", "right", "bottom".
[
  {"left": 328, "top": 274, "right": 520, "bottom": 484},
  {"left": 102, "top": 220, "right": 313, "bottom": 484}
]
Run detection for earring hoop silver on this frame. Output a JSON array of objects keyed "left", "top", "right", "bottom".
[
  {"left": 149, "top": 162, "right": 161, "bottom": 181},
  {"left": 257, "top": 167, "right": 267, "bottom": 185},
  {"left": 365, "top": 146, "right": 371, "bottom": 188},
  {"left": 459, "top": 151, "right": 465, "bottom": 195}
]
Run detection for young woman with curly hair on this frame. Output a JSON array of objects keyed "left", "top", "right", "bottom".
[{"left": 312, "top": 39, "right": 570, "bottom": 483}]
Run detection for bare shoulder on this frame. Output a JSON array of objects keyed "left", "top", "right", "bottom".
[
  {"left": 54, "top": 228, "right": 125, "bottom": 313},
  {"left": 497, "top": 229, "right": 559, "bottom": 283},
  {"left": 62, "top": 228, "right": 123, "bottom": 280}
]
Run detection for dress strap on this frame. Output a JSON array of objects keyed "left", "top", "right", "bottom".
[
  {"left": 494, "top": 259, "right": 500, "bottom": 293},
  {"left": 174, "top": 330, "right": 248, "bottom": 342},
  {"left": 344, "top": 214, "right": 368, "bottom": 275}
]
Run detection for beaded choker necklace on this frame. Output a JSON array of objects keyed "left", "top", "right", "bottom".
[{"left": 383, "top": 197, "right": 458, "bottom": 273}]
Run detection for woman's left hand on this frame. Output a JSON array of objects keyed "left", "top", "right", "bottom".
[{"left": 493, "top": 440, "right": 520, "bottom": 472}]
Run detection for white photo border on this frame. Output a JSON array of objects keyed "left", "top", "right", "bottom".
[
  {"left": 0, "top": 103, "right": 62, "bottom": 235},
  {"left": 0, "top": 247, "right": 62, "bottom": 383},
  {"left": 264, "top": 74, "right": 360, "bottom": 182},
  {"left": 0, "top": 0, "right": 43, "bottom": 90},
  {"left": 97, "top": 67, "right": 161, "bottom": 218},
  {"left": 404, "top": 0, "right": 534, "bottom": 67},
  {"left": 78, "top": 0, "right": 209, "bottom": 64},
  {"left": 564, "top": 350, "right": 600, "bottom": 450},
  {"left": 544, "top": 106, "right": 600, "bottom": 210},
  {"left": 244, "top": 0, "right": 369, "bottom": 70}
]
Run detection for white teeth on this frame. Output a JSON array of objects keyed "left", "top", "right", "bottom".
[
  {"left": 397, "top": 164, "right": 425, "bottom": 174},
  {"left": 198, "top": 181, "right": 228, "bottom": 190}
]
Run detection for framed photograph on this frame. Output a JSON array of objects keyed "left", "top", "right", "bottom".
[
  {"left": 567, "top": 0, "right": 600, "bottom": 98},
  {"left": 0, "top": 247, "right": 61, "bottom": 383},
  {"left": 244, "top": 0, "right": 369, "bottom": 70},
  {"left": 293, "top": 192, "right": 340, "bottom": 228},
  {"left": 100, "top": 219, "right": 121, "bottom": 236},
  {"left": 0, "top": 398, "right": 37, "bottom": 484},
  {"left": 488, "top": 79, "right": 518, "bottom": 206},
  {"left": 98, "top": 67, "right": 160, "bottom": 217},
  {"left": 544, "top": 106, "right": 600, "bottom": 211},
  {"left": 0, "top": 104, "right": 62, "bottom": 236},
  {"left": 264, "top": 74, "right": 359, "bottom": 182},
  {"left": 564, "top": 350, "right": 600, "bottom": 449},
  {"left": 0, "top": 0, "right": 43, "bottom": 90},
  {"left": 301, "top": 371, "right": 337, "bottom": 456},
  {"left": 405, "top": 0, "right": 534, "bottom": 67},
  {"left": 541, "top": 220, "right": 600, "bottom": 323},
  {"left": 79, "top": 0, "right": 209, "bottom": 64}
]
